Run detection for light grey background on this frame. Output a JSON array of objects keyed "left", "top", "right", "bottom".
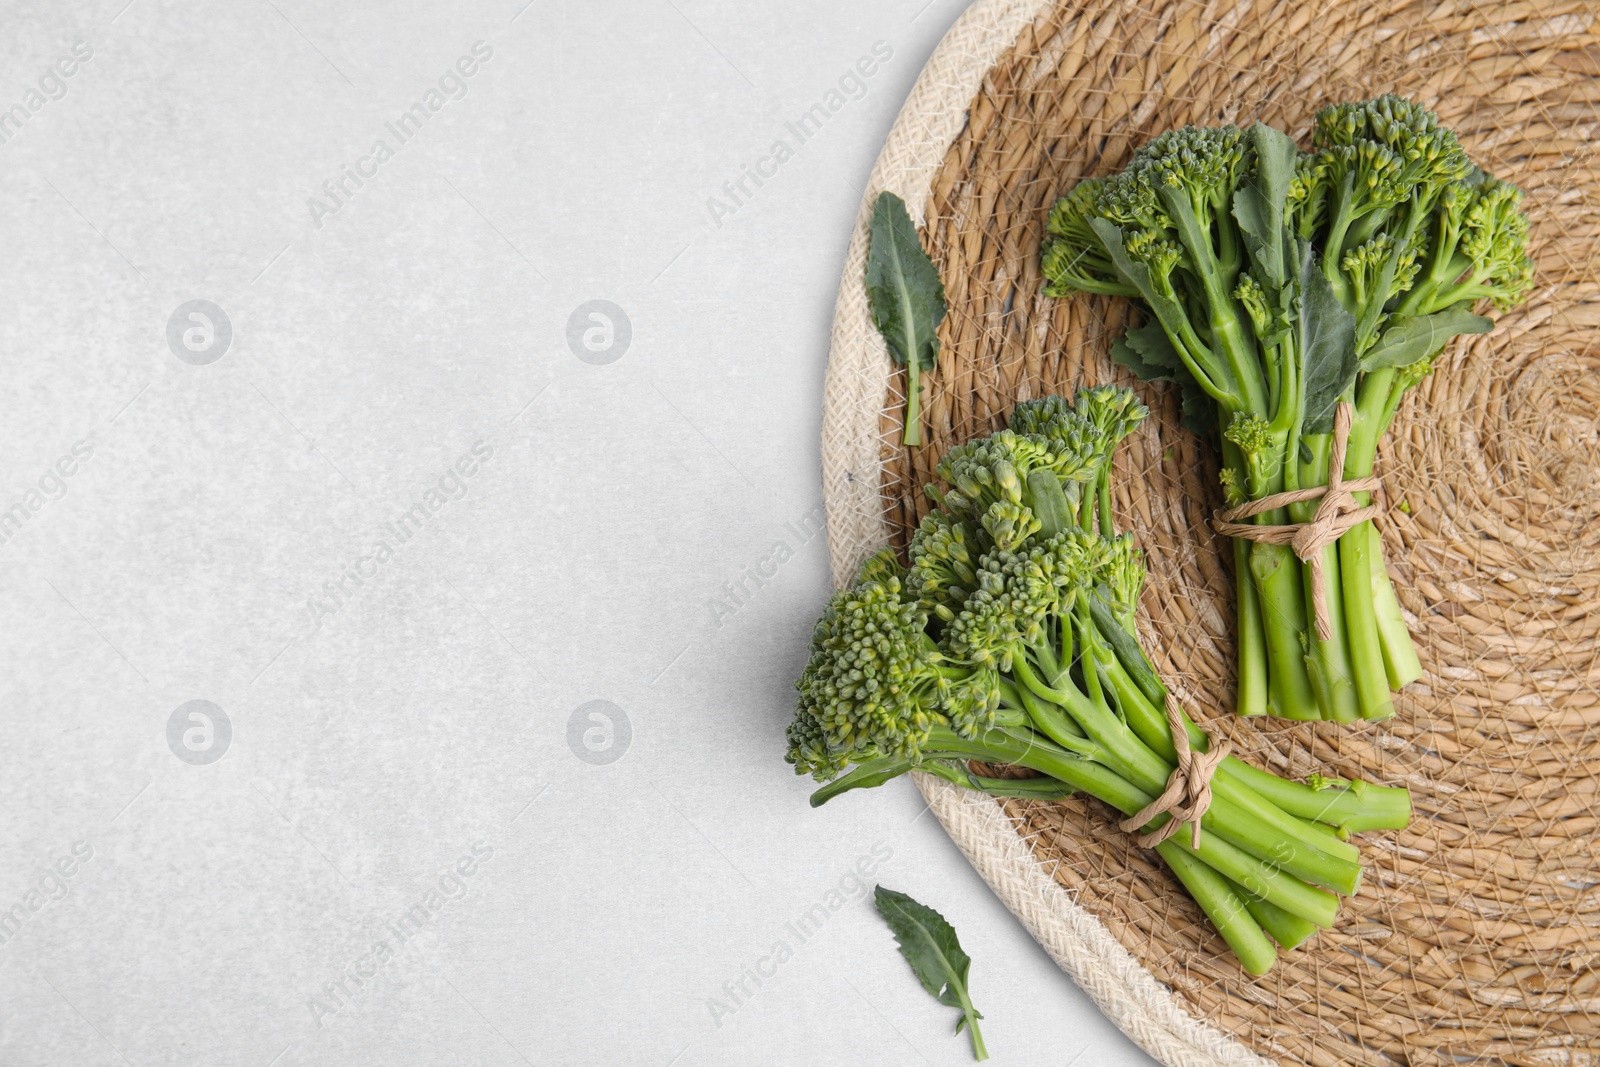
[{"left": 0, "top": 1, "right": 1161, "bottom": 1064}]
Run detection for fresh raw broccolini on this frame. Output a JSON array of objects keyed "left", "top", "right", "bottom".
[
  {"left": 785, "top": 387, "right": 1411, "bottom": 975},
  {"left": 1040, "top": 96, "right": 1533, "bottom": 721}
]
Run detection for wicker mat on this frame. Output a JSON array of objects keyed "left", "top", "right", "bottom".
[{"left": 818, "top": 1, "right": 1600, "bottom": 1064}]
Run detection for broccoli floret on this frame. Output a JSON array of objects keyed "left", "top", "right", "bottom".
[
  {"left": 1008, "top": 396, "right": 1105, "bottom": 484},
  {"left": 1042, "top": 178, "right": 1135, "bottom": 297},
  {"left": 792, "top": 574, "right": 944, "bottom": 765},
  {"left": 853, "top": 547, "right": 906, "bottom": 590},
  {"left": 980, "top": 500, "right": 1041, "bottom": 552},
  {"left": 1072, "top": 384, "right": 1150, "bottom": 453},
  {"left": 907, "top": 510, "right": 980, "bottom": 621},
  {"left": 1398, "top": 174, "right": 1534, "bottom": 315},
  {"left": 1130, "top": 124, "right": 1247, "bottom": 231},
  {"left": 1098, "top": 531, "right": 1147, "bottom": 623}
]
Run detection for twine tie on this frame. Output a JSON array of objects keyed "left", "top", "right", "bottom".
[
  {"left": 1118, "top": 695, "right": 1230, "bottom": 849},
  {"left": 1210, "top": 402, "right": 1381, "bottom": 640}
]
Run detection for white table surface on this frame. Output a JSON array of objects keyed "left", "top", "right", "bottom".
[{"left": 0, "top": 1, "right": 1162, "bottom": 1063}]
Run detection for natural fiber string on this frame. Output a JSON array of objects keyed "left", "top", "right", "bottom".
[
  {"left": 1210, "top": 403, "right": 1380, "bottom": 640},
  {"left": 1117, "top": 695, "right": 1231, "bottom": 849}
]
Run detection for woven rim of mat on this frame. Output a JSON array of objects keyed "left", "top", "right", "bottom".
[{"left": 819, "top": 2, "right": 1600, "bottom": 1065}]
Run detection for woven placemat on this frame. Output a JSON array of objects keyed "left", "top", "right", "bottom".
[{"left": 819, "top": 2, "right": 1600, "bottom": 1065}]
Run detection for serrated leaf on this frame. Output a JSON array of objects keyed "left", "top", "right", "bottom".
[
  {"left": 1111, "top": 322, "right": 1216, "bottom": 438},
  {"left": 874, "top": 886, "right": 987, "bottom": 1060},
  {"left": 1232, "top": 123, "right": 1299, "bottom": 290},
  {"left": 1359, "top": 307, "right": 1492, "bottom": 371},
  {"left": 1298, "top": 243, "right": 1360, "bottom": 435},
  {"left": 1176, "top": 377, "right": 1219, "bottom": 437},
  {"left": 866, "top": 192, "right": 946, "bottom": 372},
  {"left": 1109, "top": 320, "right": 1183, "bottom": 381}
]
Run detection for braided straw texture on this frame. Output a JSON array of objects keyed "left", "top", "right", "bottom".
[{"left": 819, "top": 1, "right": 1600, "bottom": 1064}]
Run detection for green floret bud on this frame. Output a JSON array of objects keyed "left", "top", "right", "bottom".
[
  {"left": 794, "top": 575, "right": 941, "bottom": 764},
  {"left": 1122, "top": 227, "right": 1184, "bottom": 282},
  {"left": 941, "top": 532, "right": 1104, "bottom": 669},
  {"left": 1341, "top": 231, "right": 1417, "bottom": 308},
  {"left": 935, "top": 430, "right": 1061, "bottom": 517},
  {"left": 981, "top": 500, "right": 1041, "bottom": 551},
  {"left": 939, "top": 669, "right": 1008, "bottom": 740},
  {"left": 1314, "top": 94, "right": 1469, "bottom": 187},
  {"left": 1072, "top": 385, "right": 1150, "bottom": 453},
  {"left": 1222, "top": 411, "right": 1273, "bottom": 457},
  {"left": 1321, "top": 140, "right": 1409, "bottom": 217},
  {"left": 1459, "top": 177, "right": 1534, "bottom": 309},
  {"left": 1233, "top": 272, "right": 1272, "bottom": 336},
  {"left": 1042, "top": 178, "right": 1133, "bottom": 298},
  {"left": 1223, "top": 412, "right": 1275, "bottom": 494},
  {"left": 1095, "top": 170, "right": 1169, "bottom": 230},
  {"left": 1394, "top": 351, "right": 1438, "bottom": 394},
  {"left": 1008, "top": 398, "right": 1104, "bottom": 484},
  {"left": 785, "top": 708, "right": 849, "bottom": 781},
  {"left": 1098, "top": 532, "right": 1146, "bottom": 619},
  {"left": 1129, "top": 124, "right": 1246, "bottom": 222},
  {"left": 853, "top": 547, "right": 906, "bottom": 590},
  {"left": 907, "top": 511, "right": 981, "bottom": 619},
  {"left": 1286, "top": 152, "right": 1331, "bottom": 238}
]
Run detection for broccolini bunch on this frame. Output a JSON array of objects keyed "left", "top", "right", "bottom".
[
  {"left": 786, "top": 388, "right": 1410, "bottom": 975},
  {"left": 1041, "top": 96, "right": 1533, "bottom": 721}
]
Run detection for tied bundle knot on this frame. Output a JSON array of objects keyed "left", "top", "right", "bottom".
[
  {"left": 1118, "top": 694, "right": 1230, "bottom": 849},
  {"left": 1211, "top": 402, "right": 1382, "bottom": 640}
]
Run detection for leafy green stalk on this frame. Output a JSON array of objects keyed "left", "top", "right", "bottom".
[
  {"left": 874, "top": 887, "right": 988, "bottom": 1061},
  {"left": 789, "top": 390, "right": 1411, "bottom": 971},
  {"left": 1041, "top": 96, "right": 1533, "bottom": 720},
  {"left": 867, "top": 192, "right": 947, "bottom": 446}
]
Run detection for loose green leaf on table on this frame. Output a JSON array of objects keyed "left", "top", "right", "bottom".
[
  {"left": 873, "top": 885, "right": 988, "bottom": 1061},
  {"left": 866, "top": 191, "right": 946, "bottom": 447}
]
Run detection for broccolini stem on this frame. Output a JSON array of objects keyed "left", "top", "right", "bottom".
[
  {"left": 1344, "top": 366, "right": 1421, "bottom": 703},
  {"left": 1094, "top": 655, "right": 1360, "bottom": 862},
  {"left": 1160, "top": 845, "right": 1277, "bottom": 975},
  {"left": 1222, "top": 435, "right": 1319, "bottom": 720},
  {"left": 1097, "top": 473, "right": 1114, "bottom": 540},
  {"left": 1290, "top": 432, "right": 1361, "bottom": 721},
  {"left": 1235, "top": 883, "right": 1319, "bottom": 952},
  {"left": 1339, "top": 527, "right": 1394, "bottom": 720},
  {"left": 1368, "top": 526, "right": 1423, "bottom": 690},
  {"left": 1092, "top": 649, "right": 1410, "bottom": 832},
  {"left": 1156, "top": 189, "right": 1268, "bottom": 417},
  {"left": 1023, "top": 640, "right": 1365, "bottom": 894},
  {"left": 1249, "top": 541, "right": 1322, "bottom": 720},
  {"left": 1231, "top": 537, "right": 1271, "bottom": 717},
  {"left": 938, "top": 727, "right": 1344, "bottom": 927}
]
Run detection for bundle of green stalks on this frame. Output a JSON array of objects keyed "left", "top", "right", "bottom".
[
  {"left": 785, "top": 388, "right": 1411, "bottom": 974},
  {"left": 1040, "top": 96, "right": 1534, "bottom": 720}
]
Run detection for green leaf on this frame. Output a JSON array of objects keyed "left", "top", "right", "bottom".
[
  {"left": 1110, "top": 322, "right": 1216, "bottom": 437},
  {"left": 1232, "top": 123, "right": 1300, "bottom": 290},
  {"left": 1359, "top": 307, "right": 1492, "bottom": 371},
  {"left": 1176, "top": 378, "right": 1219, "bottom": 437},
  {"left": 866, "top": 192, "right": 946, "bottom": 373},
  {"left": 874, "top": 886, "right": 988, "bottom": 1061},
  {"left": 1297, "top": 243, "right": 1359, "bottom": 435},
  {"left": 1109, "top": 320, "right": 1183, "bottom": 381}
]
